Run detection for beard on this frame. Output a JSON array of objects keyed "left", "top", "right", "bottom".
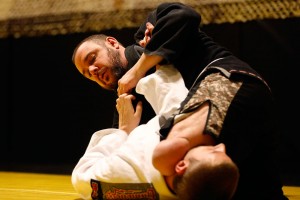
[{"left": 106, "top": 48, "right": 128, "bottom": 91}]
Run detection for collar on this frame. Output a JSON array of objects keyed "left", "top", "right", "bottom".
[{"left": 125, "top": 44, "right": 144, "bottom": 69}]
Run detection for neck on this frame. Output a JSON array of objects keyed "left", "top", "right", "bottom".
[{"left": 164, "top": 175, "right": 176, "bottom": 194}]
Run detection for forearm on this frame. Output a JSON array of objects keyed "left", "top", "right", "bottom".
[
  {"left": 117, "top": 53, "right": 163, "bottom": 95},
  {"left": 132, "top": 53, "right": 163, "bottom": 77}
]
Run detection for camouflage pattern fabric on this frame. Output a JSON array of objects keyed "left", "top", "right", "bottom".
[{"left": 179, "top": 72, "right": 242, "bottom": 138}]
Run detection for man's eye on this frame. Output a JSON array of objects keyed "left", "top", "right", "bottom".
[
  {"left": 88, "top": 54, "right": 96, "bottom": 65},
  {"left": 86, "top": 54, "right": 96, "bottom": 78}
]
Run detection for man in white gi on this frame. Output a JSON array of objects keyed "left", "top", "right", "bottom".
[{"left": 71, "top": 65, "right": 188, "bottom": 200}]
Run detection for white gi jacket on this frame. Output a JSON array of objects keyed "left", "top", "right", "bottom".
[{"left": 72, "top": 65, "right": 188, "bottom": 200}]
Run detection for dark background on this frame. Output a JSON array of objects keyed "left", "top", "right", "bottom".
[{"left": 1, "top": 18, "right": 299, "bottom": 185}]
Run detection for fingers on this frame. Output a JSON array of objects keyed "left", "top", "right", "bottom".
[
  {"left": 117, "top": 87, "right": 121, "bottom": 96},
  {"left": 139, "top": 40, "right": 146, "bottom": 47},
  {"left": 135, "top": 101, "right": 143, "bottom": 118},
  {"left": 146, "top": 22, "right": 154, "bottom": 32},
  {"left": 116, "top": 93, "right": 142, "bottom": 134},
  {"left": 117, "top": 80, "right": 126, "bottom": 96},
  {"left": 139, "top": 22, "right": 154, "bottom": 48},
  {"left": 117, "top": 77, "right": 133, "bottom": 96},
  {"left": 117, "top": 83, "right": 124, "bottom": 96},
  {"left": 117, "top": 87, "right": 132, "bottom": 97},
  {"left": 118, "top": 93, "right": 136, "bottom": 100},
  {"left": 145, "top": 22, "right": 154, "bottom": 35},
  {"left": 116, "top": 93, "right": 135, "bottom": 109}
]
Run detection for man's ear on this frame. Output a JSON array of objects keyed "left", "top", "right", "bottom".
[
  {"left": 106, "top": 36, "right": 119, "bottom": 48},
  {"left": 175, "top": 160, "right": 188, "bottom": 175}
]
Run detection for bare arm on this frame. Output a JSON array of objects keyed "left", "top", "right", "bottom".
[{"left": 117, "top": 23, "right": 161, "bottom": 96}]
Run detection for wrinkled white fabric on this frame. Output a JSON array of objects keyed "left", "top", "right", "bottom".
[
  {"left": 136, "top": 65, "right": 188, "bottom": 120},
  {"left": 72, "top": 65, "right": 187, "bottom": 200}
]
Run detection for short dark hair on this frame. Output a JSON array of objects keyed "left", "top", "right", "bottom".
[
  {"left": 71, "top": 34, "right": 108, "bottom": 64},
  {"left": 173, "top": 158, "right": 239, "bottom": 200}
]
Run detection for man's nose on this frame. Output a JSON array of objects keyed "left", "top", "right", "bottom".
[{"left": 89, "top": 65, "right": 98, "bottom": 76}]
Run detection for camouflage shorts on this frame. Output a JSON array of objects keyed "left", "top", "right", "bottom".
[{"left": 179, "top": 72, "right": 242, "bottom": 138}]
